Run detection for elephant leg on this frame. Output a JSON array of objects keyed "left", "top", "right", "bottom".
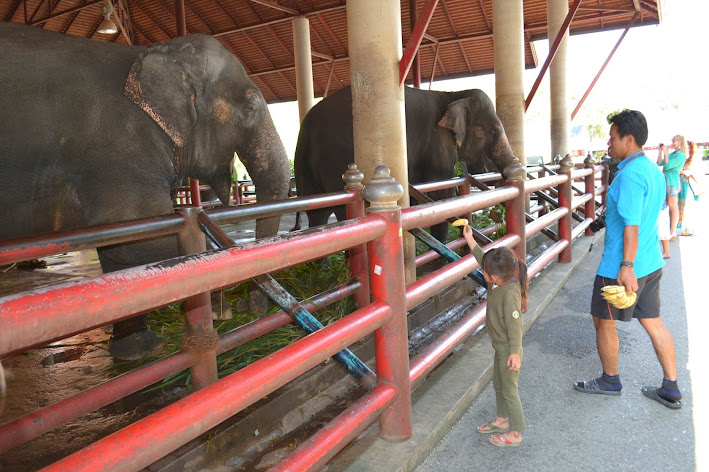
[
  {"left": 97, "top": 237, "right": 178, "bottom": 361},
  {"left": 291, "top": 212, "right": 302, "bottom": 231},
  {"left": 305, "top": 208, "right": 334, "bottom": 230},
  {"left": 211, "top": 291, "right": 233, "bottom": 320}
]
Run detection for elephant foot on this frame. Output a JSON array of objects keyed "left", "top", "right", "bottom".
[
  {"left": 109, "top": 329, "right": 163, "bottom": 361},
  {"left": 249, "top": 284, "right": 270, "bottom": 317},
  {"left": 211, "top": 291, "right": 233, "bottom": 320},
  {"left": 16, "top": 258, "right": 47, "bottom": 270}
]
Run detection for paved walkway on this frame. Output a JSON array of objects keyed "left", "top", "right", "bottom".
[{"left": 413, "top": 197, "right": 707, "bottom": 471}]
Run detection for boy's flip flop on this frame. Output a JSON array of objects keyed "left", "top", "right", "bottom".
[
  {"left": 642, "top": 386, "right": 682, "bottom": 409},
  {"left": 477, "top": 422, "right": 509, "bottom": 434},
  {"left": 488, "top": 434, "right": 521, "bottom": 448}
]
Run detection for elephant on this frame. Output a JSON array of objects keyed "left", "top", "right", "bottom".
[
  {"left": 0, "top": 23, "right": 291, "bottom": 360},
  {"left": 293, "top": 86, "right": 521, "bottom": 242}
]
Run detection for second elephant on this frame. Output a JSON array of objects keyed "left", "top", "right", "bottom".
[{"left": 294, "top": 86, "right": 521, "bottom": 241}]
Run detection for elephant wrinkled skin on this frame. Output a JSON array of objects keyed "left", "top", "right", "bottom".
[
  {"left": 0, "top": 23, "right": 291, "bottom": 360},
  {"left": 294, "top": 86, "right": 522, "bottom": 241}
]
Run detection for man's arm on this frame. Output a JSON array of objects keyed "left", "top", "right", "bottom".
[{"left": 617, "top": 225, "right": 639, "bottom": 292}]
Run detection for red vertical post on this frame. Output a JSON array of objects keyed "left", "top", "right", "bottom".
[
  {"left": 584, "top": 155, "right": 596, "bottom": 236},
  {"left": 343, "top": 164, "right": 371, "bottom": 310},
  {"left": 557, "top": 156, "right": 574, "bottom": 262},
  {"left": 175, "top": 207, "right": 218, "bottom": 390},
  {"left": 408, "top": 0, "right": 422, "bottom": 88},
  {"left": 601, "top": 161, "right": 609, "bottom": 210},
  {"left": 503, "top": 164, "right": 528, "bottom": 265},
  {"left": 362, "top": 166, "right": 412, "bottom": 442}
]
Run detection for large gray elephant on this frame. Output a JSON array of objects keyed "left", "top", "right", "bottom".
[
  {"left": 0, "top": 23, "right": 291, "bottom": 360},
  {"left": 294, "top": 86, "right": 520, "bottom": 241}
]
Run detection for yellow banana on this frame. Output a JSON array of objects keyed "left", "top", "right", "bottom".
[
  {"left": 452, "top": 218, "right": 469, "bottom": 227},
  {"left": 601, "top": 285, "right": 625, "bottom": 294},
  {"left": 615, "top": 292, "right": 637, "bottom": 309}
]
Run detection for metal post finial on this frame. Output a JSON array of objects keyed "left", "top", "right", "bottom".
[
  {"left": 362, "top": 166, "right": 403, "bottom": 212},
  {"left": 560, "top": 154, "right": 574, "bottom": 172},
  {"left": 342, "top": 163, "right": 365, "bottom": 189}
]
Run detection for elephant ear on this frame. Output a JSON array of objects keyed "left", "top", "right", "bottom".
[
  {"left": 124, "top": 43, "right": 198, "bottom": 148},
  {"left": 438, "top": 97, "right": 488, "bottom": 150},
  {"left": 437, "top": 99, "right": 470, "bottom": 149}
]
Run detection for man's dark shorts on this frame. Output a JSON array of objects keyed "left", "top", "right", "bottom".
[{"left": 591, "top": 268, "right": 662, "bottom": 322}]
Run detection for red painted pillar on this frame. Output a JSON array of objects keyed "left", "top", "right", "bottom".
[
  {"left": 601, "top": 160, "right": 609, "bottom": 210},
  {"left": 503, "top": 163, "right": 528, "bottom": 264},
  {"left": 343, "top": 164, "right": 371, "bottom": 310},
  {"left": 175, "top": 207, "right": 218, "bottom": 390},
  {"left": 584, "top": 154, "right": 596, "bottom": 236},
  {"left": 557, "top": 156, "right": 574, "bottom": 262},
  {"left": 362, "top": 166, "right": 412, "bottom": 442}
]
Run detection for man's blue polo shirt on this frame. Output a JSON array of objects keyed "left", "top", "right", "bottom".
[{"left": 597, "top": 152, "right": 665, "bottom": 279}]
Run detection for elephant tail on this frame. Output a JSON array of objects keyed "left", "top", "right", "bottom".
[{"left": 292, "top": 115, "right": 312, "bottom": 232}]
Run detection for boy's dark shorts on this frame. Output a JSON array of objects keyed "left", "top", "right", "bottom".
[{"left": 591, "top": 268, "right": 662, "bottom": 322}]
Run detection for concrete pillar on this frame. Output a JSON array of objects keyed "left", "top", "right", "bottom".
[
  {"left": 493, "top": 0, "right": 526, "bottom": 165},
  {"left": 293, "top": 17, "right": 315, "bottom": 123},
  {"left": 548, "top": 0, "right": 570, "bottom": 158},
  {"left": 346, "top": 1, "right": 415, "bottom": 284}
]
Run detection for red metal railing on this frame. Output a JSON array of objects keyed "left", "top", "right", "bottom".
[{"left": 0, "top": 157, "right": 605, "bottom": 471}]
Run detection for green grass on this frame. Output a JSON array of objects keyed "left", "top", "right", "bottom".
[{"left": 133, "top": 252, "right": 356, "bottom": 390}]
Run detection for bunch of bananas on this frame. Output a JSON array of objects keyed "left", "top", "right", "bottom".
[{"left": 601, "top": 285, "right": 637, "bottom": 309}]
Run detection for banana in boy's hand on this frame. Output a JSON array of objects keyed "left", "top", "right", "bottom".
[
  {"left": 452, "top": 218, "right": 469, "bottom": 227},
  {"left": 600, "top": 285, "right": 637, "bottom": 309}
]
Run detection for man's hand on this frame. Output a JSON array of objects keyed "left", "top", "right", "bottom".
[
  {"left": 616, "top": 265, "right": 638, "bottom": 293},
  {"left": 507, "top": 353, "right": 521, "bottom": 371}
]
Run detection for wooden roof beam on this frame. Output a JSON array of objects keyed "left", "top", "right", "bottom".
[
  {"left": 249, "top": 0, "right": 299, "bottom": 16},
  {"left": 478, "top": 0, "right": 491, "bottom": 32},
  {"left": 28, "top": 0, "right": 103, "bottom": 26},
  {"left": 213, "top": 5, "right": 345, "bottom": 38},
  {"left": 132, "top": 2, "right": 174, "bottom": 40},
  {"left": 317, "top": 14, "right": 347, "bottom": 54}
]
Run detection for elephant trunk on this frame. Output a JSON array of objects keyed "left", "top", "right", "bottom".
[
  {"left": 492, "top": 132, "right": 524, "bottom": 176},
  {"left": 241, "top": 118, "right": 291, "bottom": 239}
]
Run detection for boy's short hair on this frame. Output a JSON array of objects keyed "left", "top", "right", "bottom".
[{"left": 606, "top": 109, "right": 648, "bottom": 146}]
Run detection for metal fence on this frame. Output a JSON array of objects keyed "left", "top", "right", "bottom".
[{"left": 0, "top": 155, "right": 606, "bottom": 471}]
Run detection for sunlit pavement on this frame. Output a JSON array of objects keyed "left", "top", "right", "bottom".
[
  {"left": 679, "top": 171, "right": 708, "bottom": 471},
  {"left": 414, "top": 165, "right": 708, "bottom": 472}
]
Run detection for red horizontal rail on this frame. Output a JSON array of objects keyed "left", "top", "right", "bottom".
[
  {"left": 0, "top": 281, "right": 360, "bottom": 453},
  {"left": 524, "top": 174, "right": 567, "bottom": 195},
  {"left": 525, "top": 207, "right": 568, "bottom": 237},
  {"left": 40, "top": 301, "right": 391, "bottom": 472},
  {"left": 572, "top": 218, "right": 594, "bottom": 239},
  {"left": 407, "top": 235, "right": 520, "bottom": 311},
  {"left": 415, "top": 238, "right": 467, "bottom": 267},
  {"left": 401, "top": 187, "right": 518, "bottom": 231},
  {"left": 0, "top": 217, "right": 385, "bottom": 358},
  {"left": 528, "top": 239, "right": 569, "bottom": 278},
  {"left": 270, "top": 384, "right": 397, "bottom": 471},
  {"left": 572, "top": 193, "right": 593, "bottom": 210},
  {"left": 410, "top": 303, "right": 486, "bottom": 386}
]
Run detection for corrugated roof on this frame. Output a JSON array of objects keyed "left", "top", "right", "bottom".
[{"left": 1, "top": 0, "right": 661, "bottom": 103}]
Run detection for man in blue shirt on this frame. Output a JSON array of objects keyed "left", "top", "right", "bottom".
[{"left": 573, "top": 110, "right": 682, "bottom": 409}]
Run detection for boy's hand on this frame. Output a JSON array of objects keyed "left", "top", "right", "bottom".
[{"left": 507, "top": 353, "right": 521, "bottom": 371}]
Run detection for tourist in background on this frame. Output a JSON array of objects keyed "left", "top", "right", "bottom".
[
  {"left": 656, "top": 135, "right": 687, "bottom": 257},
  {"left": 678, "top": 141, "right": 697, "bottom": 236}
]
